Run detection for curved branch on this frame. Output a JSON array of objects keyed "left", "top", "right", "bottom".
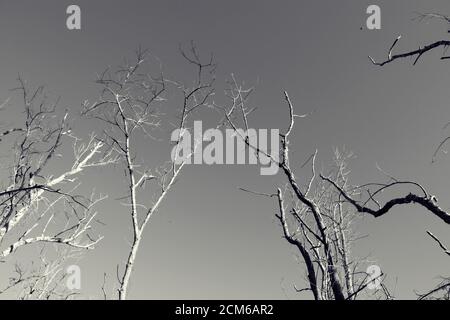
[{"left": 321, "top": 174, "right": 450, "bottom": 224}]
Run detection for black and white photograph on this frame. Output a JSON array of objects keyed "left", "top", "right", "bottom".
[{"left": 0, "top": 0, "right": 449, "bottom": 314}]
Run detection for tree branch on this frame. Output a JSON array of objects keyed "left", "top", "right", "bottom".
[{"left": 321, "top": 174, "right": 450, "bottom": 224}]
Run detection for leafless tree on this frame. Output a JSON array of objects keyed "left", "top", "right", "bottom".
[
  {"left": 276, "top": 149, "right": 394, "bottom": 300},
  {"left": 82, "top": 44, "right": 216, "bottom": 299},
  {"left": 217, "top": 80, "right": 374, "bottom": 299},
  {"left": 218, "top": 73, "right": 448, "bottom": 299},
  {"left": 0, "top": 79, "right": 114, "bottom": 298}
]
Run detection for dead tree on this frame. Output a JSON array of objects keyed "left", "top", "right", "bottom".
[
  {"left": 0, "top": 79, "right": 113, "bottom": 298},
  {"left": 218, "top": 79, "right": 390, "bottom": 299},
  {"left": 82, "top": 44, "right": 216, "bottom": 300},
  {"left": 219, "top": 72, "right": 449, "bottom": 299},
  {"left": 274, "top": 150, "right": 390, "bottom": 300}
]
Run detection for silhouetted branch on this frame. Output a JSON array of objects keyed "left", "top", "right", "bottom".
[
  {"left": 369, "top": 39, "right": 450, "bottom": 66},
  {"left": 321, "top": 174, "right": 450, "bottom": 224}
]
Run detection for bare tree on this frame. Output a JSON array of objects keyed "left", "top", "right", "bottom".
[
  {"left": 82, "top": 44, "right": 216, "bottom": 299},
  {"left": 218, "top": 80, "right": 372, "bottom": 299},
  {"left": 0, "top": 79, "right": 113, "bottom": 298},
  {"left": 217, "top": 73, "right": 449, "bottom": 299},
  {"left": 274, "top": 150, "right": 392, "bottom": 300}
]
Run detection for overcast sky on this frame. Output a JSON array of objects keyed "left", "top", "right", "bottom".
[{"left": 0, "top": 0, "right": 450, "bottom": 299}]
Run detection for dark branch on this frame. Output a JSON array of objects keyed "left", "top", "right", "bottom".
[
  {"left": 321, "top": 174, "right": 450, "bottom": 224},
  {"left": 369, "top": 39, "right": 450, "bottom": 66}
]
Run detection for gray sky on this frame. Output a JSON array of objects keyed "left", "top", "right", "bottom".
[{"left": 0, "top": 0, "right": 449, "bottom": 299}]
